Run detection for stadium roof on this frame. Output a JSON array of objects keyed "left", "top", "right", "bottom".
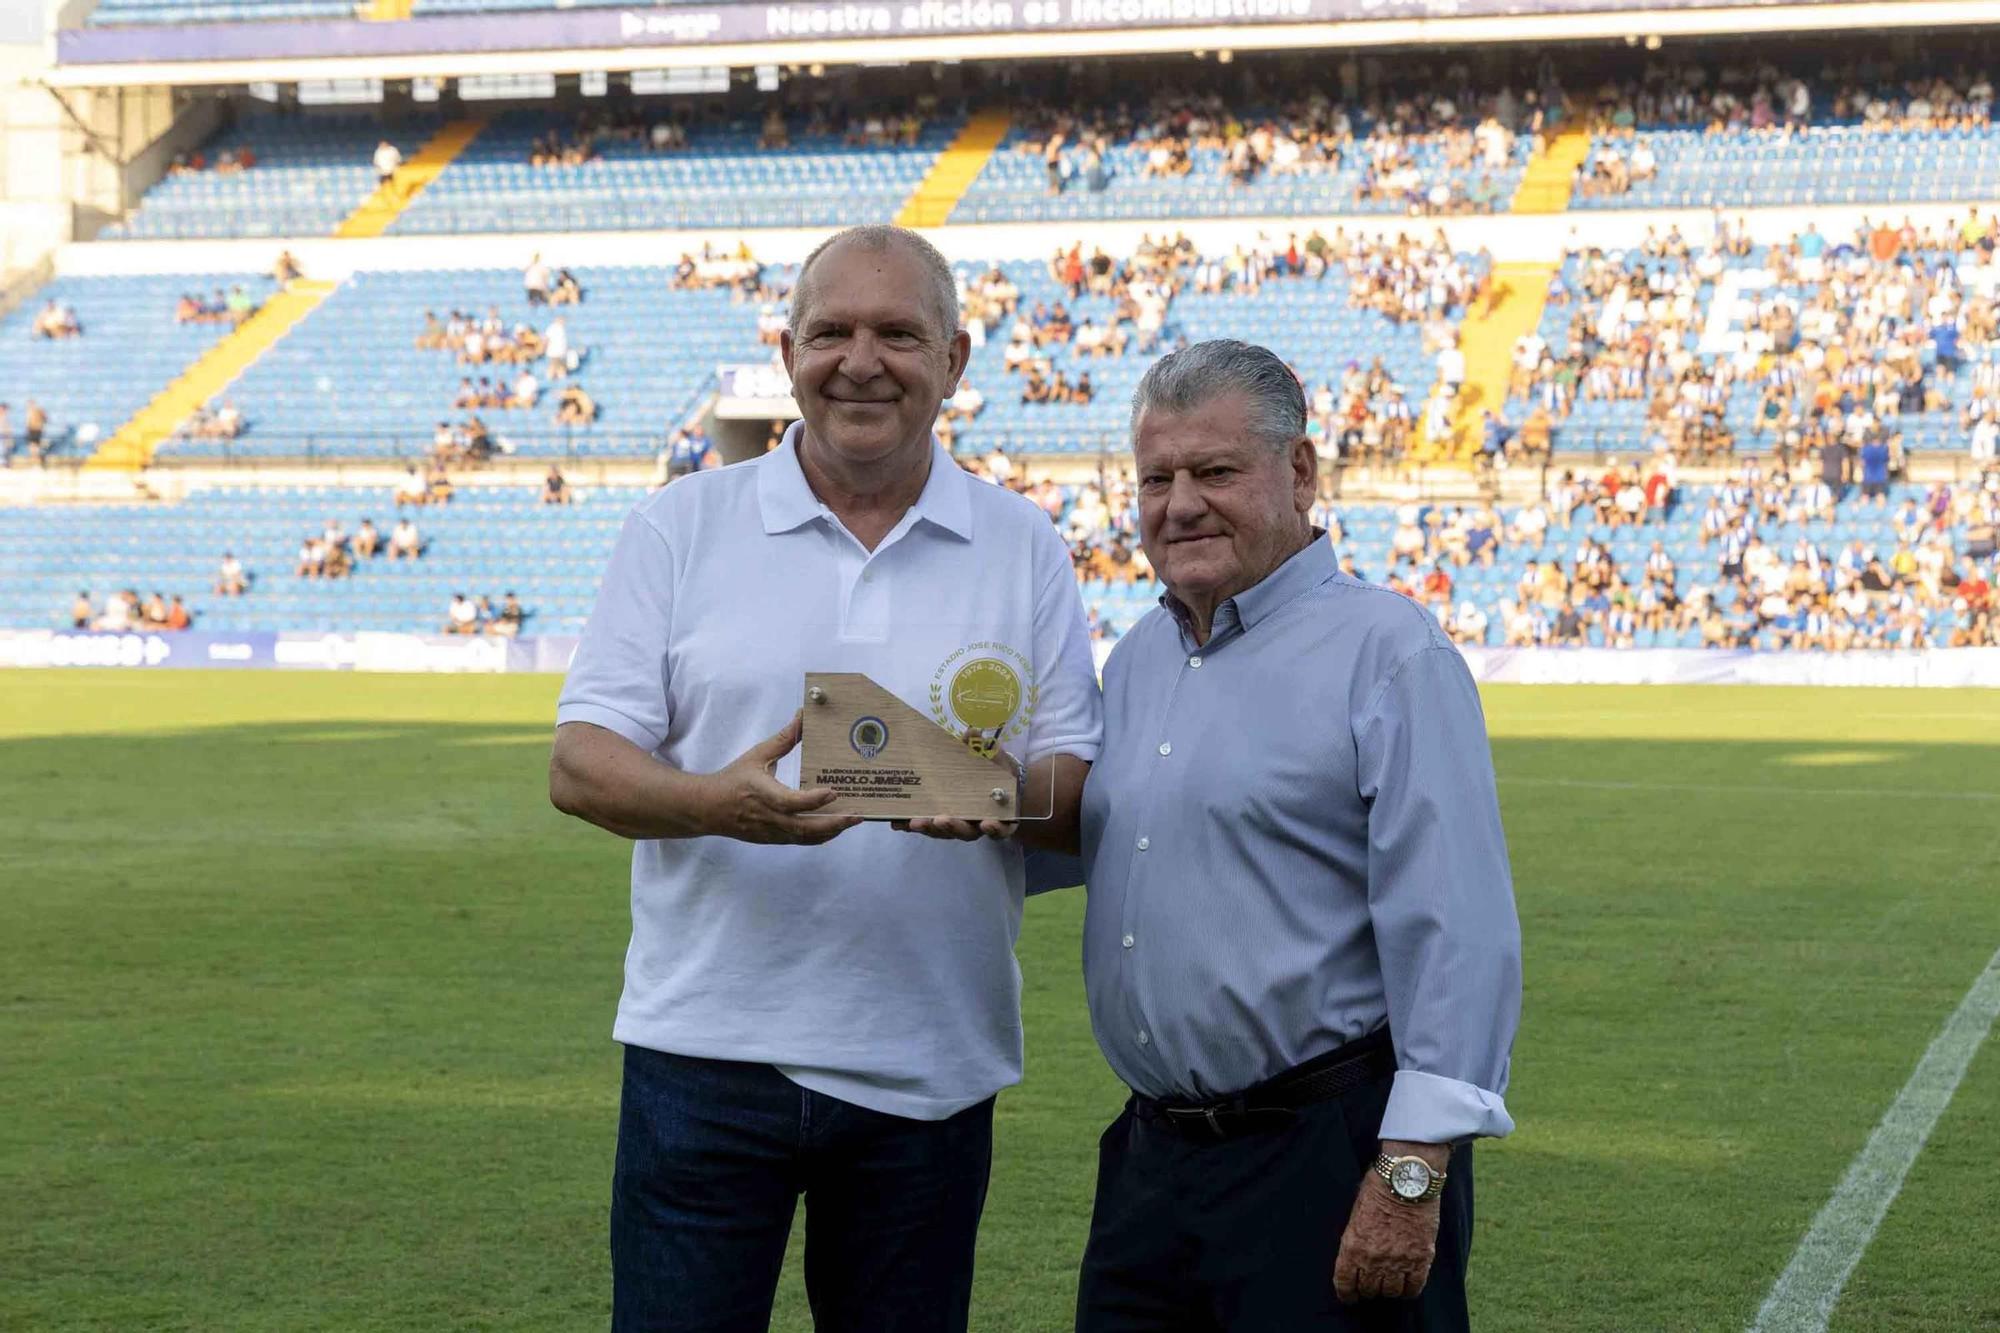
[{"left": 46, "top": 0, "right": 2000, "bottom": 90}]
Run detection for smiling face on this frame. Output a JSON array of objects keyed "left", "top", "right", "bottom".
[
  {"left": 781, "top": 238, "right": 968, "bottom": 470},
  {"left": 1134, "top": 391, "right": 1316, "bottom": 631}
]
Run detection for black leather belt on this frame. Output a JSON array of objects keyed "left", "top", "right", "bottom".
[{"left": 1132, "top": 1028, "right": 1396, "bottom": 1142}]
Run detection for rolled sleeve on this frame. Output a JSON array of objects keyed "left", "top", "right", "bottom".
[
  {"left": 1383, "top": 1070, "right": 1515, "bottom": 1142},
  {"left": 1355, "top": 645, "right": 1522, "bottom": 1143},
  {"left": 555, "top": 508, "right": 677, "bottom": 752}
]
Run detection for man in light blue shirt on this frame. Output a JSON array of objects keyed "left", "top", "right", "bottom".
[{"left": 1077, "top": 340, "right": 1520, "bottom": 1332}]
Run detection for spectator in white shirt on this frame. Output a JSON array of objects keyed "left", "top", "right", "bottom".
[
  {"left": 444, "top": 593, "right": 478, "bottom": 635},
  {"left": 394, "top": 466, "right": 429, "bottom": 507},
  {"left": 984, "top": 444, "right": 1014, "bottom": 485},
  {"left": 372, "top": 139, "right": 403, "bottom": 185},
  {"left": 946, "top": 379, "right": 985, "bottom": 422},
  {"left": 1437, "top": 339, "right": 1466, "bottom": 395},
  {"left": 508, "top": 370, "right": 540, "bottom": 409},
  {"left": 1972, "top": 416, "right": 1998, "bottom": 462},
  {"left": 544, "top": 317, "right": 573, "bottom": 379},
  {"left": 215, "top": 552, "right": 247, "bottom": 597},
  {"left": 1452, "top": 600, "right": 1490, "bottom": 645}
]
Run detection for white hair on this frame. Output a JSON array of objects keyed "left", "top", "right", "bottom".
[{"left": 1130, "top": 339, "right": 1307, "bottom": 451}]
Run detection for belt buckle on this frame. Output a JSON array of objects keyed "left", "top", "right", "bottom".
[{"left": 1160, "top": 1104, "right": 1228, "bottom": 1140}]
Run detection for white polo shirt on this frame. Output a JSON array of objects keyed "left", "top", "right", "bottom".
[{"left": 557, "top": 425, "right": 1102, "bottom": 1120}]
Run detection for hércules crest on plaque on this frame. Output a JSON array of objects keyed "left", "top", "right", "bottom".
[
  {"left": 797, "top": 625, "right": 1048, "bottom": 822},
  {"left": 849, "top": 715, "right": 889, "bottom": 759}
]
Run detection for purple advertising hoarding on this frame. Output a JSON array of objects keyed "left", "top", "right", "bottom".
[{"left": 59, "top": 0, "right": 1848, "bottom": 67}]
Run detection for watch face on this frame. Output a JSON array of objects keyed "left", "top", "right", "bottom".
[{"left": 1390, "top": 1158, "right": 1433, "bottom": 1200}]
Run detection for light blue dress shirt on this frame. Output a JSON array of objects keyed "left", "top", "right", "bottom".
[{"left": 1080, "top": 536, "right": 1521, "bottom": 1143}]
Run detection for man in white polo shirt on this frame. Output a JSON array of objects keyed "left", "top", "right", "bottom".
[{"left": 549, "top": 224, "right": 1101, "bottom": 1333}]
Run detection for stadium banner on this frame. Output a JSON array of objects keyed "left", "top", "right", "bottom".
[
  {"left": 57, "top": 0, "right": 1841, "bottom": 65},
  {"left": 715, "top": 361, "right": 802, "bottom": 419},
  {"left": 5, "top": 631, "right": 1993, "bottom": 685},
  {"left": 273, "top": 632, "right": 511, "bottom": 672},
  {"left": 1457, "top": 646, "right": 2000, "bottom": 689},
  {"left": 0, "top": 629, "right": 278, "bottom": 670},
  {"left": 508, "top": 636, "right": 582, "bottom": 674}
]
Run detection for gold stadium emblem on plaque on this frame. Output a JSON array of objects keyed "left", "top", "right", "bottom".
[{"left": 931, "top": 643, "right": 1038, "bottom": 759}]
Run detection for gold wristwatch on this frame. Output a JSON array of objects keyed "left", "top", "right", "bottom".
[{"left": 1374, "top": 1153, "right": 1447, "bottom": 1204}]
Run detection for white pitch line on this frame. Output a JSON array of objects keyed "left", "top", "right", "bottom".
[
  {"left": 1498, "top": 775, "right": 2000, "bottom": 804},
  {"left": 1748, "top": 941, "right": 2000, "bottom": 1333}
]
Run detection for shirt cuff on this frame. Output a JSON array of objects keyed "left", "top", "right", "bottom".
[
  {"left": 554, "top": 702, "right": 665, "bottom": 754},
  {"left": 1379, "top": 1069, "right": 1515, "bottom": 1144}
]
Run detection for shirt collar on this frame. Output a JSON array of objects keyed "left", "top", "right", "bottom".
[
  {"left": 1161, "top": 532, "right": 1338, "bottom": 642},
  {"left": 758, "top": 420, "right": 972, "bottom": 541}
]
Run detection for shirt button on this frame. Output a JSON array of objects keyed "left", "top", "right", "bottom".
[
  {"left": 861, "top": 569, "right": 874, "bottom": 582},
  {"left": 1189, "top": 656, "right": 1203, "bottom": 668},
  {"left": 1157, "top": 742, "right": 1172, "bottom": 756},
  {"left": 1137, "top": 1029, "right": 1150, "bottom": 1046},
  {"left": 1122, "top": 933, "right": 1135, "bottom": 948},
  {"left": 1136, "top": 836, "right": 1150, "bottom": 851}
]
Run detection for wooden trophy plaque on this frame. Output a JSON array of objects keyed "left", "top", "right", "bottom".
[{"left": 798, "top": 672, "right": 1021, "bottom": 820}]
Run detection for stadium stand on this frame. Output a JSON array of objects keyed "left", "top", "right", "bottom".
[
  {"left": 77, "top": 49, "right": 2000, "bottom": 242},
  {"left": 160, "top": 261, "right": 763, "bottom": 458},
  {"left": 411, "top": 0, "right": 647, "bottom": 11},
  {"left": 1574, "top": 124, "right": 2000, "bottom": 210},
  {"left": 940, "top": 232, "right": 1479, "bottom": 457},
  {"left": 389, "top": 106, "right": 963, "bottom": 235},
  {"left": 1508, "top": 217, "right": 2000, "bottom": 458},
  {"left": 0, "top": 273, "right": 276, "bottom": 462},
  {"left": 87, "top": 0, "right": 355, "bottom": 23},
  {"left": 952, "top": 96, "right": 1528, "bottom": 223},
  {"left": 0, "top": 481, "right": 623, "bottom": 637},
  {"left": 5, "top": 470, "right": 1994, "bottom": 649},
  {"left": 12, "top": 39, "right": 2000, "bottom": 659},
  {"left": 101, "top": 116, "right": 438, "bottom": 241},
  {"left": 94, "top": 233, "right": 1470, "bottom": 463},
  {"left": 1568, "top": 68, "right": 1999, "bottom": 210}
]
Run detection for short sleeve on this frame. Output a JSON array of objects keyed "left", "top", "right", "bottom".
[
  {"left": 1026, "top": 519, "right": 1103, "bottom": 765},
  {"left": 555, "top": 507, "right": 677, "bottom": 752}
]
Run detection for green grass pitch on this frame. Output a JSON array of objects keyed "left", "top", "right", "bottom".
[{"left": 3, "top": 672, "right": 1998, "bottom": 1332}]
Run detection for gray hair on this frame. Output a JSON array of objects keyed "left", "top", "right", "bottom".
[
  {"left": 788, "top": 225, "right": 960, "bottom": 346},
  {"left": 1129, "top": 339, "right": 1307, "bottom": 452}
]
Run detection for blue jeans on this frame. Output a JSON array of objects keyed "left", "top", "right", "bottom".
[{"left": 611, "top": 1045, "right": 995, "bottom": 1333}]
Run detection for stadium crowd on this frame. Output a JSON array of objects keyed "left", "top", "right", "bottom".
[
  {"left": 1509, "top": 214, "right": 2000, "bottom": 461},
  {"left": 73, "top": 588, "right": 193, "bottom": 632},
  {"left": 414, "top": 279, "right": 593, "bottom": 458},
  {"left": 518, "top": 101, "right": 940, "bottom": 168},
  {"left": 1570, "top": 62, "right": 1997, "bottom": 197},
  {"left": 1009, "top": 79, "right": 1525, "bottom": 215},
  {"left": 960, "top": 446, "right": 2000, "bottom": 650},
  {"left": 945, "top": 228, "right": 1486, "bottom": 457}
]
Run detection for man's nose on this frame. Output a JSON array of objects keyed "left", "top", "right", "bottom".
[
  {"left": 838, "top": 330, "right": 884, "bottom": 380},
  {"left": 1164, "top": 473, "right": 1206, "bottom": 524}
]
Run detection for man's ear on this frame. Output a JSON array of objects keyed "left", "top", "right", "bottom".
[
  {"left": 1291, "top": 436, "right": 1318, "bottom": 514},
  {"left": 947, "top": 328, "right": 973, "bottom": 387}
]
